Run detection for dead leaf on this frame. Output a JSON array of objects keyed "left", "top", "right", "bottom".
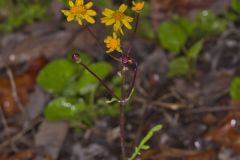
[
  {"left": 205, "top": 113, "right": 240, "bottom": 153},
  {"left": 0, "top": 56, "right": 48, "bottom": 117},
  {"left": 139, "top": 148, "right": 216, "bottom": 160}
]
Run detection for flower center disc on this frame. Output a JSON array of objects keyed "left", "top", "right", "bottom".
[
  {"left": 110, "top": 39, "right": 118, "bottom": 48},
  {"left": 113, "top": 11, "right": 123, "bottom": 21},
  {"left": 136, "top": 3, "right": 143, "bottom": 10},
  {"left": 71, "top": 5, "right": 86, "bottom": 15}
]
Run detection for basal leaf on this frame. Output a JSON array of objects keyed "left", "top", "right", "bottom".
[
  {"left": 44, "top": 97, "right": 87, "bottom": 121},
  {"left": 186, "top": 40, "right": 204, "bottom": 60},
  {"left": 230, "top": 77, "right": 240, "bottom": 100},
  {"left": 75, "top": 62, "right": 112, "bottom": 95},
  {"left": 37, "top": 59, "right": 76, "bottom": 94},
  {"left": 158, "top": 21, "right": 187, "bottom": 54},
  {"left": 167, "top": 57, "right": 190, "bottom": 78}
]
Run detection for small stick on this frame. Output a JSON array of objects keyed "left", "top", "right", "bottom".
[
  {"left": 0, "top": 105, "right": 17, "bottom": 151},
  {"left": 6, "top": 67, "right": 30, "bottom": 123}
]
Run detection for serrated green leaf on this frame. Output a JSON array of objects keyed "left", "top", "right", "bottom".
[
  {"left": 158, "top": 21, "right": 187, "bottom": 54},
  {"left": 167, "top": 57, "right": 190, "bottom": 78},
  {"left": 44, "top": 97, "right": 87, "bottom": 121},
  {"left": 186, "top": 40, "right": 204, "bottom": 60},
  {"left": 230, "top": 77, "right": 240, "bottom": 100},
  {"left": 37, "top": 59, "right": 76, "bottom": 94}
]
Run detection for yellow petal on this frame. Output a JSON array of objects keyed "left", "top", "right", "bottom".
[
  {"left": 85, "top": 2, "right": 93, "bottom": 9},
  {"left": 125, "top": 16, "right": 134, "bottom": 22},
  {"left": 86, "top": 10, "right": 96, "bottom": 16},
  {"left": 67, "top": 15, "right": 74, "bottom": 22},
  {"left": 117, "top": 47, "right": 122, "bottom": 53},
  {"left": 101, "top": 17, "right": 111, "bottom": 23},
  {"left": 113, "top": 32, "right": 116, "bottom": 38},
  {"left": 132, "top": 1, "right": 136, "bottom": 5},
  {"left": 76, "top": 0, "right": 83, "bottom": 5},
  {"left": 114, "top": 21, "right": 121, "bottom": 31},
  {"left": 85, "top": 15, "right": 95, "bottom": 24},
  {"left": 78, "top": 19, "right": 83, "bottom": 25},
  {"left": 62, "top": 10, "right": 70, "bottom": 16},
  {"left": 69, "top": 1, "right": 74, "bottom": 7},
  {"left": 122, "top": 19, "right": 132, "bottom": 29},
  {"left": 102, "top": 8, "right": 114, "bottom": 16},
  {"left": 105, "top": 19, "right": 115, "bottom": 25},
  {"left": 119, "top": 27, "right": 124, "bottom": 35},
  {"left": 119, "top": 4, "right": 128, "bottom": 13}
]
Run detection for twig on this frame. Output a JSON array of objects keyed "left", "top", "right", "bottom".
[
  {"left": 0, "top": 118, "right": 42, "bottom": 150},
  {"left": 0, "top": 105, "right": 17, "bottom": 151},
  {"left": 6, "top": 67, "right": 30, "bottom": 124},
  {"left": 182, "top": 106, "right": 239, "bottom": 114}
]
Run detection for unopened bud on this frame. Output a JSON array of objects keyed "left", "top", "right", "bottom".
[
  {"left": 72, "top": 53, "right": 81, "bottom": 63},
  {"left": 122, "top": 56, "right": 131, "bottom": 65}
]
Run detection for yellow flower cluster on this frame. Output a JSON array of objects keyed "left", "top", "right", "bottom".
[{"left": 62, "top": 0, "right": 144, "bottom": 54}]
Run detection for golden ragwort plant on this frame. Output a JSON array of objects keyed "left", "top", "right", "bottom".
[{"left": 62, "top": 0, "right": 144, "bottom": 159}]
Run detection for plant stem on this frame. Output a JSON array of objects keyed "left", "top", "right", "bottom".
[
  {"left": 84, "top": 24, "right": 121, "bottom": 62},
  {"left": 120, "top": 66, "right": 127, "bottom": 160},
  {"left": 127, "top": 13, "right": 139, "bottom": 57},
  {"left": 79, "top": 62, "right": 121, "bottom": 101}
]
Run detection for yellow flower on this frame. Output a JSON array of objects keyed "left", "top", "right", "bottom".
[
  {"left": 101, "top": 4, "right": 133, "bottom": 35},
  {"left": 104, "top": 32, "right": 122, "bottom": 53},
  {"left": 132, "top": 1, "right": 145, "bottom": 13},
  {"left": 62, "top": 0, "right": 96, "bottom": 25}
]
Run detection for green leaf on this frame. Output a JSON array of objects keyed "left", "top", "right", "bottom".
[
  {"left": 158, "top": 21, "right": 187, "bottom": 54},
  {"left": 128, "top": 124, "right": 162, "bottom": 160},
  {"left": 167, "top": 57, "right": 190, "bottom": 78},
  {"left": 37, "top": 59, "right": 76, "bottom": 94},
  {"left": 44, "top": 97, "right": 87, "bottom": 121},
  {"left": 75, "top": 62, "right": 112, "bottom": 95},
  {"left": 106, "top": 98, "right": 118, "bottom": 104},
  {"left": 224, "top": 11, "right": 238, "bottom": 21},
  {"left": 173, "top": 16, "right": 195, "bottom": 35},
  {"left": 230, "top": 77, "right": 240, "bottom": 100},
  {"left": 232, "top": 0, "right": 240, "bottom": 13},
  {"left": 194, "top": 10, "right": 227, "bottom": 36},
  {"left": 139, "top": 19, "right": 155, "bottom": 40},
  {"left": 186, "top": 40, "right": 204, "bottom": 60},
  {"left": 97, "top": 98, "right": 120, "bottom": 117}
]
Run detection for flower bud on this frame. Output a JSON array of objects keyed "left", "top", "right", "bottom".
[{"left": 72, "top": 53, "right": 81, "bottom": 63}]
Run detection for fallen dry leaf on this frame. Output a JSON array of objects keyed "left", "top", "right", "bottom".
[
  {"left": 139, "top": 148, "right": 216, "bottom": 160},
  {"left": 0, "top": 56, "right": 48, "bottom": 117},
  {"left": 0, "top": 149, "right": 33, "bottom": 160},
  {"left": 205, "top": 112, "right": 240, "bottom": 153}
]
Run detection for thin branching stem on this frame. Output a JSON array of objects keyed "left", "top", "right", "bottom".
[
  {"left": 128, "top": 62, "right": 138, "bottom": 98},
  {"left": 79, "top": 62, "right": 121, "bottom": 101},
  {"left": 127, "top": 13, "right": 139, "bottom": 57},
  {"left": 84, "top": 24, "right": 121, "bottom": 62}
]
